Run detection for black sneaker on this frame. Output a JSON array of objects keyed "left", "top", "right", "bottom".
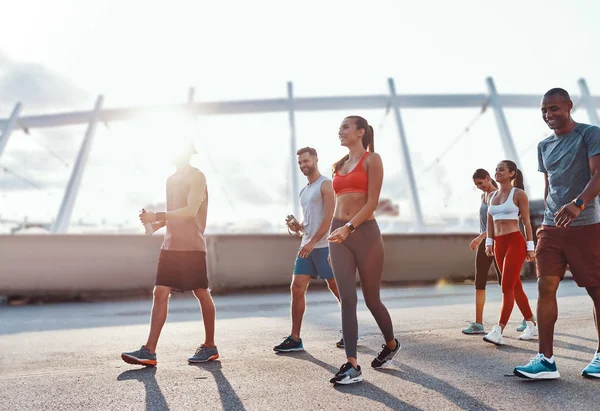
[
  {"left": 336, "top": 330, "right": 358, "bottom": 349},
  {"left": 330, "top": 362, "right": 363, "bottom": 385},
  {"left": 273, "top": 336, "right": 304, "bottom": 352},
  {"left": 371, "top": 338, "right": 401, "bottom": 368}
]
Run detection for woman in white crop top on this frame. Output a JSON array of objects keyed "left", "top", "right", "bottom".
[{"left": 482, "top": 160, "right": 537, "bottom": 346}]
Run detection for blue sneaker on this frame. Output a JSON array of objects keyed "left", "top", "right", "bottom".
[
  {"left": 582, "top": 353, "right": 600, "bottom": 378},
  {"left": 514, "top": 353, "right": 560, "bottom": 379},
  {"left": 462, "top": 322, "right": 485, "bottom": 335},
  {"left": 516, "top": 319, "right": 527, "bottom": 332},
  {"left": 516, "top": 316, "right": 535, "bottom": 332}
]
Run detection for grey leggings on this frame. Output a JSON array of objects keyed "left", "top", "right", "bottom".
[{"left": 329, "top": 218, "right": 394, "bottom": 358}]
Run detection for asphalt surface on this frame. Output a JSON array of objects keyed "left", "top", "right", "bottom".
[{"left": 1, "top": 279, "right": 598, "bottom": 410}]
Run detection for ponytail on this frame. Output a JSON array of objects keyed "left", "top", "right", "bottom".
[
  {"left": 512, "top": 169, "right": 525, "bottom": 190},
  {"left": 365, "top": 125, "right": 374, "bottom": 152},
  {"left": 500, "top": 160, "right": 525, "bottom": 190}
]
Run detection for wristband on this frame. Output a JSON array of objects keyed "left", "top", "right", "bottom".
[
  {"left": 485, "top": 238, "right": 493, "bottom": 247},
  {"left": 526, "top": 241, "right": 535, "bottom": 251},
  {"left": 156, "top": 212, "right": 167, "bottom": 221}
]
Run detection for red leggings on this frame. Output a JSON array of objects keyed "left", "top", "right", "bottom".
[{"left": 494, "top": 231, "right": 533, "bottom": 325}]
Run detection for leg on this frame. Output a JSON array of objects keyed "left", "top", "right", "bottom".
[
  {"left": 474, "top": 241, "right": 494, "bottom": 324},
  {"left": 498, "top": 234, "right": 530, "bottom": 328},
  {"left": 355, "top": 234, "right": 394, "bottom": 348},
  {"left": 145, "top": 286, "right": 171, "bottom": 352},
  {"left": 290, "top": 274, "right": 311, "bottom": 340},
  {"left": 326, "top": 278, "right": 341, "bottom": 303},
  {"left": 329, "top": 240, "right": 358, "bottom": 366},
  {"left": 475, "top": 290, "right": 486, "bottom": 325},
  {"left": 192, "top": 288, "right": 216, "bottom": 348},
  {"left": 513, "top": 280, "right": 535, "bottom": 323},
  {"left": 585, "top": 287, "right": 600, "bottom": 353},
  {"left": 537, "top": 277, "right": 560, "bottom": 357}
]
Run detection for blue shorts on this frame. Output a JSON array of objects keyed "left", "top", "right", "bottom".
[{"left": 293, "top": 247, "right": 334, "bottom": 280}]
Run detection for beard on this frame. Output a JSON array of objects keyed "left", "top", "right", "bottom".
[{"left": 301, "top": 167, "right": 314, "bottom": 176}]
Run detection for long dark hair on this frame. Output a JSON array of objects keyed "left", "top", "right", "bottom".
[
  {"left": 332, "top": 116, "right": 374, "bottom": 175},
  {"left": 472, "top": 168, "right": 498, "bottom": 188},
  {"left": 501, "top": 160, "right": 524, "bottom": 190}
]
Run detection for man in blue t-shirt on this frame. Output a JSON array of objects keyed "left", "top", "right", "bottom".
[{"left": 514, "top": 88, "right": 600, "bottom": 380}]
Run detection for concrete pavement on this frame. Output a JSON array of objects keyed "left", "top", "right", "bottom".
[{"left": 1, "top": 280, "right": 598, "bottom": 410}]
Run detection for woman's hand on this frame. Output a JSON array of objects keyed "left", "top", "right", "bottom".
[
  {"left": 485, "top": 245, "right": 494, "bottom": 257},
  {"left": 327, "top": 225, "right": 350, "bottom": 243},
  {"left": 526, "top": 250, "right": 535, "bottom": 262}
]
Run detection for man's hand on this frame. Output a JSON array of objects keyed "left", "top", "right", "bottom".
[
  {"left": 140, "top": 210, "right": 157, "bottom": 224},
  {"left": 470, "top": 237, "right": 482, "bottom": 251},
  {"left": 554, "top": 202, "right": 581, "bottom": 227},
  {"left": 485, "top": 245, "right": 494, "bottom": 257},
  {"left": 298, "top": 240, "right": 315, "bottom": 259}
]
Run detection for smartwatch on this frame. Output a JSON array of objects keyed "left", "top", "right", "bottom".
[
  {"left": 573, "top": 198, "right": 585, "bottom": 210},
  {"left": 345, "top": 222, "right": 356, "bottom": 233}
]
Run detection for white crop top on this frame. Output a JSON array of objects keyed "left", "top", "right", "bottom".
[{"left": 488, "top": 187, "right": 519, "bottom": 221}]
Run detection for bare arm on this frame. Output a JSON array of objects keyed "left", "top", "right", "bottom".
[
  {"left": 486, "top": 211, "right": 494, "bottom": 241},
  {"left": 543, "top": 173, "right": 549, "bottom": 207},
  {"left": 349, "top": 153, "right": 383, "bottom": 228},
  {"left": 309, "top": 180, "right": 335, "bottom": 243},
  {"left": 152, "top": 221, "right": 166, "bottom": 232},
  {"left": 577, "top": 155, "right": 600, "bottom": 204},
  {"left": 515, "top": 190, "right": 534, "bottom": 242},
  {"left": 165, "top": 171, "right": 207, "bottom": 219}
]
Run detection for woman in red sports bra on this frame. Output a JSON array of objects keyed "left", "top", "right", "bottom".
[{"left": 326, "top": 115, "right": 399, "bottom": 385}]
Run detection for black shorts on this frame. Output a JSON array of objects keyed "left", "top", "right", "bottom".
[{"left": 156, "top": 250, "right": 209, "bottom": 292}]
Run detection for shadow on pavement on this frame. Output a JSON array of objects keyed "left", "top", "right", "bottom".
[
  {"left": 357, "top": 346, "right": 496, "bottom": 411},
  {"left": 117, "top": 367, "right": 169, "bottom": 411},
  {"left": 189, "top": 361, "right": 245, "bottom": 411},
  {"left": 282, "top": 351, "right": 421, "bottom": 411}
]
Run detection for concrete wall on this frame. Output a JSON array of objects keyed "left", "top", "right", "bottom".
[{"left": 0, "top": 233, "right": 478, "bottom": 295}]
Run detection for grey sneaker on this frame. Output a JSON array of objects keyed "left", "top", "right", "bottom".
[
  {"left": 121, "top": 346, "right": 157, "bottom": 366},
  {"left": 371, "top": 338, "right": 401, "bottom": 368},
  {"left": 330, "top": 362, "right": 363, "bottom": 385},
  {"left": 188, "top": 344, "right": 219, "bottom": 363},
  {"left": 462, "top": 322, "right": 485, "bottom": 335}
]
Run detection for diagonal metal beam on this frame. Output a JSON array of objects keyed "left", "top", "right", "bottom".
[
  {"left": 51, "top": 96, "right": 104, "bottom": 233},
  {"left": 0, "top": 103, "right": 23, "bottom": 160}
]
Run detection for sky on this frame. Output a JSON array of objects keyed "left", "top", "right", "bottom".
[{"left": 0, "top": 0, "right": 598, "bottom": 233}]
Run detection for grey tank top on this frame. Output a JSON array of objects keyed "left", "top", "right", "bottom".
[
  {"left": 299, "top": 175, "right": 330, "bottom": 249},
  {"left": 479, "top": 194, "right": 488, "bottom": 234}
]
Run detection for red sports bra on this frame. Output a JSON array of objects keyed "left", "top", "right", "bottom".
[{"left": 332, "top": 152, "right": 369, "bottom": 195}]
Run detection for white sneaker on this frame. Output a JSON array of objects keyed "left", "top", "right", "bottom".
[
  {"left": 519, "top": 321, "right": 538, "bottom": 340},
  {"left": 483, "top": 325, "right": 504, "bottom": 345}
]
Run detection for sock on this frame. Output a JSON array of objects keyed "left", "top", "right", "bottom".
[{"left": 542, "top": 354, "right": 555, "bottom": 363}]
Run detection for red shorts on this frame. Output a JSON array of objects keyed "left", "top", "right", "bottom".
[{"left": 535, "top": 223, "right": 600, "bottom": 288}]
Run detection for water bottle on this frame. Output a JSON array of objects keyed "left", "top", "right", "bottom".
[{"left": 141, "top": 209, "right": 154, "bottom": 235}]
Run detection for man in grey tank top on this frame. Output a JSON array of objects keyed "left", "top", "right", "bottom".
[
  {"left": 514, "top": 88, "right": 600, "bottom": 380},
  {"left": 121, "top": 142, "right": 219, "bottom": 367},
  {"left": 274, "top": 147, "right": 343, "bottom": 352}
]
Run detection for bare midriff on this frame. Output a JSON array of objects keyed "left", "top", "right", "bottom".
[
  {"left": 493, "top": 219, "right": 520, "bottom": 237},
  {"left": 333, "top": 192, "right": 375, "bottom": 221}
]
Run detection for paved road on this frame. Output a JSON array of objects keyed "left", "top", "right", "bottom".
[{"left": 1, "top": 279, "right": 598, "bottom": 410}]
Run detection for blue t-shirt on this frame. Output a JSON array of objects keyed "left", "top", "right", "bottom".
[{"left": 537, "top": 122, "right": 600, "bottom": 226}]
